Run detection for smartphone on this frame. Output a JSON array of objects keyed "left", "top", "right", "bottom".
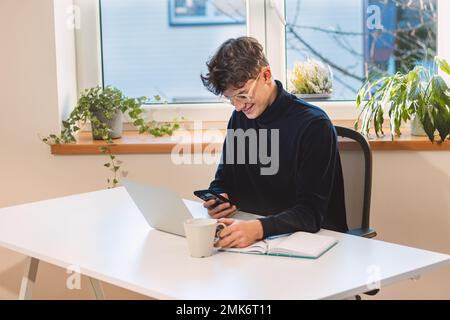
[{"left": 193, "top": 190, "right": 234, "bottom": 209}]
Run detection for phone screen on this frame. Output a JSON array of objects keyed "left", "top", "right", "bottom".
[{"left": 194, "top": 190, "right": 232, "bottom": 208}]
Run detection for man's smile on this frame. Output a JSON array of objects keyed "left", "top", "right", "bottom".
[{"left": 243, "top": 103, "right": 255, "bottom": 114}]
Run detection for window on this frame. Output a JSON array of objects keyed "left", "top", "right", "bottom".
[
  {"left": 100, "top": 0, "right": 247, "bottom": 104},
  {"left": 76, "top": 0, "right": 446, "bottom": 119},
  {"left": 285, "top": 0, "right": 438, "bottom": 101}
]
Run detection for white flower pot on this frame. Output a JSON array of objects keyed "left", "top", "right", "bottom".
[
  {"left": 294, "top": 93, "right": 332, "bottom": 100},
  {"left": 92, "top": 110, "right": 123, "bottom": 140},
  {"left": 410, "top": 114, "right": 427, "bottom": 137}
]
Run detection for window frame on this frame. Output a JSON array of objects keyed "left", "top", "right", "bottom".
[{"left": 74, "top": 0, "right": 448, "bottom": 124}]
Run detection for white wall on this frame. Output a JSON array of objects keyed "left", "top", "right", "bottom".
[{"left": 0, "top": 0, "right": 448, "bottom": 299}]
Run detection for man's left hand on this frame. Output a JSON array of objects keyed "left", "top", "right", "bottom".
[{"left": 215, "top": 219, "right": 264, "bottom": 248}]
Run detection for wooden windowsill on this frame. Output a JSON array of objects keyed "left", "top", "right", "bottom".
[{"left": 50, "top": 120, "right": 450, "bottom": 155}]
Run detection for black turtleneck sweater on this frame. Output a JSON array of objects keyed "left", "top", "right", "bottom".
[{"left": 209, "top": 81, "right": 348, "bottom": 238}]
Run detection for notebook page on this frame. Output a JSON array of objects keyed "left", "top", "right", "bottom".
[
  {"left": 268, "top": 232, "right": 338, "bottom": 258},
  {"left": 221, "top": 240, "right": 268, "bottom": 254}
]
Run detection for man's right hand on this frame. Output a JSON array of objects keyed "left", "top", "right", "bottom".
[{"left": 202, "top": 193, "right": 238, "bottom": 219}]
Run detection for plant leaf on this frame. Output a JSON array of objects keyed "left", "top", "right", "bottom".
[{"left": 436, "top": 57, "right": 450, "bottom": 75}]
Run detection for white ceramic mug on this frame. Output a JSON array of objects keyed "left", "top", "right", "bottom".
[{"left": 183, "top": 218, "right": 226, "bottom": 258}]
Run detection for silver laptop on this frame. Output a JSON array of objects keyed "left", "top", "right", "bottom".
[
  {"left": 122, "top": 179, "right": 193, "bottom": 237},
  {"left": 122, "top": 179, "right": 263, "bottom": 237}
]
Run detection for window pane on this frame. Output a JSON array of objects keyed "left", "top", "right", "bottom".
[
  {"left": 100, "top": 0, "right": 247, "bottom": 103},
  {"left": 285, "top": 0, "right": 437, "bottom": 101}
]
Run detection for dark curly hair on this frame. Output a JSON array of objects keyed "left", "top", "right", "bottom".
[{"left": 201, "top": 37, "right": 269, "bottom": 96}]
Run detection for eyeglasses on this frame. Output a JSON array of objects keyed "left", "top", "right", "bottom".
[{"left": 220, "top": 73, "right": 261, "bottom": 106}]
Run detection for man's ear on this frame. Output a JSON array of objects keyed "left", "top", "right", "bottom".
[{"left": 262, "top": 67, "right": 272, "bottom": 82}]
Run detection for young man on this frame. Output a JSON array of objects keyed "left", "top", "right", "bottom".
[{"left": 200, "top": 37, "right": 348, "bottom": 249}]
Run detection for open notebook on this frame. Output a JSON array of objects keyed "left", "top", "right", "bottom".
[{"left": 221, "top": 231, "right": 338, "bottom": 259}]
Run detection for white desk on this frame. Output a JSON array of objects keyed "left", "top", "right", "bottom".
[{"left": 0, "top": 187, "right": 448, "bottom": 300}]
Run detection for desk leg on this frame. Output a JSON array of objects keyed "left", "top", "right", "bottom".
[
  {"left": 19, "top": 257, "right": 40, "bottom": 300},
  {"left": 89, "top": 277, "right": 105, "bottom": 300}
]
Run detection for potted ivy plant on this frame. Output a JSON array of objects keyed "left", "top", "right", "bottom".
[
  {"left": 42, "top": 86, "right": 180, "bottom": 188},
  {"left": 289, "top": 58, "right": 333, "bottom": 99},
  {"left": 42, "top": 86, "right": 180, "bottom": 144},
  {"left": 355, "top": 57, "right": 450, "bottom": 143},
  {"left": 46, "top": 86, "right": 154, "bottom": 143},
  {"left": 79, "top": 86, "right": 127, "bottom": 140}
]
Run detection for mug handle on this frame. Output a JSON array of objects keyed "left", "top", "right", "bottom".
[{"left": 214, "top": 223, "right": 226, "bottom": 242}]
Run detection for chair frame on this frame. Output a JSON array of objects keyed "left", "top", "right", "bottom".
[{"left": 335, "top": 126, "right": 377, "bottom": 239}]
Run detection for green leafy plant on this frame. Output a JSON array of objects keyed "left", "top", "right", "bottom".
[
  {"left": 42, "top": 86, "right": 181, "bottom": 188},
  {"left": 42, "top": 86, "right": 179, "bottom": 144},
  {"left": 100, "top": 146, "right": 128, "bottom": 189},
  {"left": 355, "top": 57, "right": 450, "bottom": 143}
]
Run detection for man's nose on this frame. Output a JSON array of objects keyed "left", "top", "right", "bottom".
[
  {"left": 234, "top": 101, "right": 249, "bottom": 112},
  {"left": 233, "top": 102, "right": 244, "bottom": 112}
]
